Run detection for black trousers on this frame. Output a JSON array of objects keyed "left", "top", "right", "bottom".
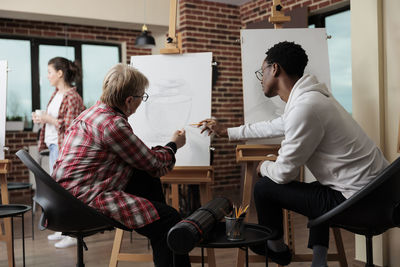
[
  {"left": 253, "top": 177, "right": 346, "bottom": 248},
  {"left": 125, "top": 169, "right": 191, "bottom": 267}
]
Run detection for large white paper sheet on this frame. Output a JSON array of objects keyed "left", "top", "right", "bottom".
[
  {"left": 130, "top": 52, "right": 212, "bottom": 166},
  {"left": 0, "top": 60, "right": 7, "bottom": 160}
]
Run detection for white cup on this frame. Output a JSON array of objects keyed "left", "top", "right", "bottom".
[{"left": 35, "top": 109, "right": 44, "bottom": 117}]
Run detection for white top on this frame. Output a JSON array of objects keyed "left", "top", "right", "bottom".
[
  {"left": 228, "top": 74, "right": 388, "bottom": 199},
  {"left": 44, "top": 92, "right": 64, "bottom": 147}
]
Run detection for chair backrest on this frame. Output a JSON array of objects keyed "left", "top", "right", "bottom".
[
  {"left": 16, "top": 149, "right": 129, "bottom": 233},
  {"left": 308, "top": 156, "right": 400, "bottom": 236}
]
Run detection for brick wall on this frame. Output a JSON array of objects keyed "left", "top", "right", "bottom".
[
  {"left": 4, "top": 131, "right": 37, "bottom": 199},
  {"left": 179, "top": 0, "right": 348, "bottom": 196},
  {"left": 179, "top": 0, "right": 244, "bottom": 194},
  {"left": 1, "top": 0, "right": 348, "bottom": 198},
  {"left": 0, "top": 18, "right": 151, "bottom": 63},
  {"left": 240, "top": 0, "right": 348, "bottom": 27},
  {"left": 0, "top": 18, "right": 152, "bottom": 199}
]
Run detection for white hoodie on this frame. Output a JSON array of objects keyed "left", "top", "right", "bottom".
[{"left": 228, "top": 74, "right": 388, "bottom": 198}]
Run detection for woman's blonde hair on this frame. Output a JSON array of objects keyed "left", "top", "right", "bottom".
[{"left": 100, "top": 63, "right": 149, "bottom": 107}]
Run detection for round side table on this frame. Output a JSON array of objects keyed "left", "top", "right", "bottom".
[
  {"left": 0, "top": 204, "right": 31, "bottom": 267},
  {"left": 197, "top": 222, "right": 274, "bottom": 267}
]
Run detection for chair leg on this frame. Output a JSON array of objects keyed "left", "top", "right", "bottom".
[
  {"left": 365, "top": 235, "right": 374, "bottom": 267},
  {"left": 31, "top": 197, "right": 35, "bottom": 240},
  {"left": 76, "top": 236, "right": 85, "bottom": 267}
]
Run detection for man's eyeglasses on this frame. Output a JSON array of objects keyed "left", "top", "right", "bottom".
[
  {"left": 255, "top": 64, "right": 273, "bottom": 81},
  {"left": 133, "top": 92, "right": 149, "bottom": 102},
  {"left": 255, "top": 69, "right": 263, "bottom": 81}
]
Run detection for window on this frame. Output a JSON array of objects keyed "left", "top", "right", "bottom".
[
  {"left": 0, "top": 36, "right": 121, "bottom": 127},
  {"left": 0, "top": 39, "right": 32, "bottom": 121},
  {"left": 82, "top": 44, "right": 120, "bottom": 107},
  {"left": 309, "top": 6, "right": 352, "bottom": 114}
]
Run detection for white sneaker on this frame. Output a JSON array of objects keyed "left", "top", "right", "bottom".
[
  {"left": 54, "top": 236, "right": 77, "bottom": 248},
  {"left": 47, "top": 232, "right": 65, "bottom": 241}
]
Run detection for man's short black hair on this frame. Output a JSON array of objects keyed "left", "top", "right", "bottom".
[{"left": 265, "top": 41, "right": 308, "bottom": 77}]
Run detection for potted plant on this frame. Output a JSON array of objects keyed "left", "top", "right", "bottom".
[{"left": 6, "top": 115, "right": 24, "bottom": 131}]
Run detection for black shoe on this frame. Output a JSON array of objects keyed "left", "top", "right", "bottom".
[{"left": 249, "top": 244, "right": 292, "bottom": 266}]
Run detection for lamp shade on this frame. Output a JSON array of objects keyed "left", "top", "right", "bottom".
[{"left": 135, "top": 24, "right": 156, "bottom": 48}]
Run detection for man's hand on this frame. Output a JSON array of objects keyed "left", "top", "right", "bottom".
[
  {"left": 197, "top": 118, "right": 228, "bottom": 137},
  {"left": 171, "top": 129, "right": 186, "bottom": 149}
]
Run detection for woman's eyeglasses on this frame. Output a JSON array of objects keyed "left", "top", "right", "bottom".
[{"left": 133, "top": 92, "right": 149, "bottom": 102}]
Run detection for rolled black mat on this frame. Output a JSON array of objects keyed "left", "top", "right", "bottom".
[{"left": 167, "top": 197, "right": 231, "bottom": 254}]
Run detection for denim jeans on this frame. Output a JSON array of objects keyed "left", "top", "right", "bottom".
[{"left": 48, "top": 143, "right": 58, "bottom": 175}]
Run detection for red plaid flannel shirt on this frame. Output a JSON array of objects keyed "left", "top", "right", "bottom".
[
  {"left": 52, "top": 101, "right": 176, "bottom": 229},
  {"left": 38, "top": 87, "right": 85, "bottom": 152}
]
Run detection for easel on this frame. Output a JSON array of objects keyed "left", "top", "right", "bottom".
[
  {"left": 235, "top": 1, "right": 347, "bottom": 266},
  {"left": 0, "top": 160, "right": 14, "bottom": 267},
  {"left": 109, "top": 0, "right": 216, "bottom": 266}
]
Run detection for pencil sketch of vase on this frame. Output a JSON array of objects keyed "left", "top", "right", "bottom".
[{"left": 145, "top": 79, "right": 192, "bottom": 141}]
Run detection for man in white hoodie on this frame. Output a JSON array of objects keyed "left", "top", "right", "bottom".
[{"left": 199, "top": 41, "right": 388, "bottom": 267}]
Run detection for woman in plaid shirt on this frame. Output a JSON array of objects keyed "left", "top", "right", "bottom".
[
  {"left": 32, "top": 56, "right": 85, "bottom": 248},
  {"left": 53, "top": 63, "right": 190, "bottom": 267}
]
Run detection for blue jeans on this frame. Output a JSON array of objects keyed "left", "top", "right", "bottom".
[{"left": 48, "top": 143, "right": 58, "bottom": 175}]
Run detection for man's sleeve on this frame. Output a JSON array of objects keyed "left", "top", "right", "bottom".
[
  {"left": 259, "top": 106, "right": 324, "bottom": 183},
  {"left": 227, "top": 116, "right": 284, "bottom": 140}
]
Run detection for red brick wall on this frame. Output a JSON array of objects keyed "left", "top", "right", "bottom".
[
  {"left": 240, "top": 0, "right": 348, "bottom": 27},
  {"left": 1, "top": 0, "right": 348, "bottom": 197},
  {"left": 179, "top": 0, "right": 348, "bottom": 196},
  {"left": 0, "top": 18, "right": 151, "bottom": 63},
  {"left": 0, "top": 18, "right": 152, "bottom": 198},
  {"left": 4, "top": 131, "right": 38, "bottom": 199},
  {"left": 179, "top": 0, "right": 244, "bottom": 194}
]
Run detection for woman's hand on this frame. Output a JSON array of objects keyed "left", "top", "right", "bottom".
[
  {"left": 31, "top": 111, "right": 58, "bottom": 126},
  {"left": 32, "top": 112, "right": 42, "bottom": 124},
  {"left": 171, "top": 129, "right": 186, "bottom": 149}
]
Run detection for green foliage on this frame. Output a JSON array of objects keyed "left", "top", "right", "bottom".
[{"left": 6, "top": 115, "right": 23, "bottom": 121}]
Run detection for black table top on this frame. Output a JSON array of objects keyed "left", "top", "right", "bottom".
[
  {"left": 198, "top": 222, "right": 274, "bottom": 248},
  {"left": 0, "top": 204, "right": 31, "bottom": 218}
]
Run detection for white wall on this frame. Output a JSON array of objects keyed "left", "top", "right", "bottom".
[
  {"left": 351, "top": 0, "right": 400, "bottom": 265},
  {"left": 0, "top": 0, "right": 170, "bottom": 32}
]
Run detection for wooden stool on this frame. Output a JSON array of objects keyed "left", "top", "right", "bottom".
[
  {"left": 0, "top": 159, "right": 14, "bottom": 267},
  {"left": 109, "top": 166, "right": 217, "bottom": 267},
  {"left": 235, "top": 145, "right": 348, "bottom": 267}
]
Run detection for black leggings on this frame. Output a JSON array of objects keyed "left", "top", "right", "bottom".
[
  {"left": 253, "top": 177, "right": 346, "bottom": 248},
  {"left": 125, "top": 169, "right": 191, "bottom": 267}
]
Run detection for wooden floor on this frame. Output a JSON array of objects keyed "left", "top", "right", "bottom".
[{"left": 0, "top": 201, "right": 355, "bottom": 267}]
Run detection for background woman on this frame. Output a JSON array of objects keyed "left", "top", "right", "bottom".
[{"left": 32, "top": 56, "right": 85, "bottom": 248}]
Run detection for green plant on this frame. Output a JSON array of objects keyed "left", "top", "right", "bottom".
[{"left": 6, "top": 115, "right": 23, "bottom": 121}]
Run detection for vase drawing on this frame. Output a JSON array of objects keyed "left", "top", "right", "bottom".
[{"left": 145, "top": 79, "right": 192, "bottom": 141}]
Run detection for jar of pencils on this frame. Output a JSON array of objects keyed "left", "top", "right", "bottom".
[
  {"left": 225, "top": 216, "right": 245, "bottom": 241},
  {"left": 224, "top": 204, "right": 249, "bottom": 241}
]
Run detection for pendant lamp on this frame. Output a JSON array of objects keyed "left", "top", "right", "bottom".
[
  {"left": 135, "top": 24, "right": 155, "bottom": 48},
  {"left": 135, "top": 0, "right": 155, "bottom": 48}
]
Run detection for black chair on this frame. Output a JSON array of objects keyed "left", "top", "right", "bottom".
[
  {"left": 307, "top": 157, "right": 400, "bottom": 267},
  {"left": 16, "top": 149, "right": 131, "bottom": 267}
]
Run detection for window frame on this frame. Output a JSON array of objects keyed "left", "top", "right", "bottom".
[
  {"left": 308, "top": 5, "right": 350, "bottom": 28},
  {"left": 0, "top": 35, "right": 122, "bottom": 114}
]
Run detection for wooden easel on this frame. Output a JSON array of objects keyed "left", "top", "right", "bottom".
[
  {"left": 235, "top": 144, "right": 347, "bottom": 267},
  {"left": 0, "top": 160, "right": 14, "bottom": 267},
  {"left": 235, "top": 1, "right": 347, "bottom": 266}
]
